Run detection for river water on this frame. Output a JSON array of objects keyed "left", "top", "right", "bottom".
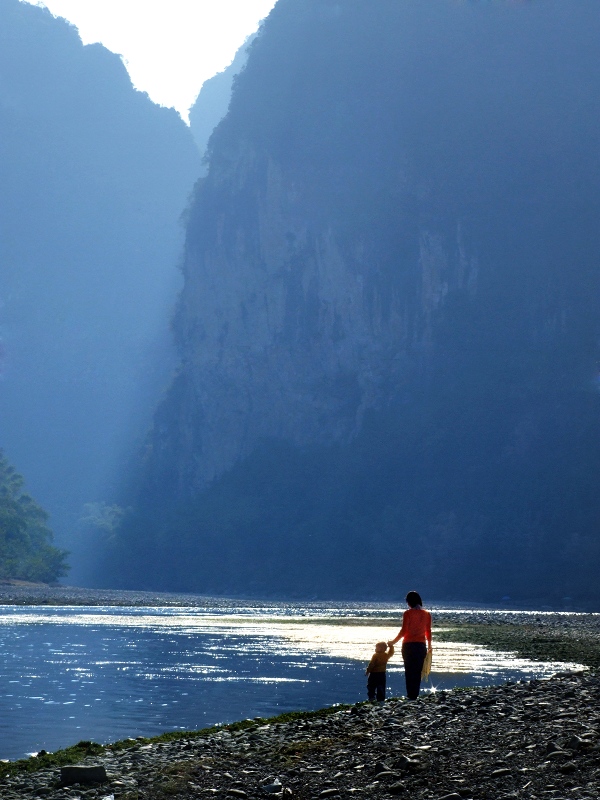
[{"left": 0, "top": 603, "right": 585, "bottom": 761}]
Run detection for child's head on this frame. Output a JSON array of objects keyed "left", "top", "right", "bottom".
[{"left": 375, "top": 641, "right": 388, "bottom": 653}]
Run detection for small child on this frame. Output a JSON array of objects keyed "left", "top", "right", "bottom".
[{"left": 365, "top": 641, "right": 394, "bottom": 702}]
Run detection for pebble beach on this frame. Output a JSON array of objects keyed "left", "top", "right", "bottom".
[{"left": 1, "top": 671, "right": 599, "bottom": 800}]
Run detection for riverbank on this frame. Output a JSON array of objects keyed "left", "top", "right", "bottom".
[
  {"left": 0, "top": 582, "right": 224, "bottom": 607},
  {"left": 1, "top": 589, "right": 599, "bottom": 798},
  {"left": 1, "top": 670, "right": 599, "bottom": 800}
]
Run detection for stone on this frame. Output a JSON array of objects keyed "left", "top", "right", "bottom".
[
  {"left": 490, "top": 767, "right": 511, "bottom": 778},
  {"left": 263, "top": 783, "right": 283, "bottom": 794},
  {"left": 566, "top": 735, "right": 584, "bottom": 751},
  {"left": 549, "top": 751, "right": 570, "bottom": 761},
  {"left": 60, "top": 765, "right": 108, "bottom": 786},
  {"left": 559, "top": 762, "right": 577, "bottom": 774}
]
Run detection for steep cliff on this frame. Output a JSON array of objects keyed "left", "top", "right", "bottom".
[
  {"left": 117, "top": 0, "right": 600, "bottom": 603},
  {"left": 189, "top": 35, "right": 255, "bottom": 165},
  {"left": 0, "top": 0, "right": 201, "bottom": 576}
]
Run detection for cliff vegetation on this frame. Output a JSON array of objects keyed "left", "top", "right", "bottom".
[{"left": 0, "top": 451, "right": 68, "bottom": 583}]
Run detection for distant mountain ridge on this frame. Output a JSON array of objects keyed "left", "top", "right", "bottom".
[
  {"left": 0, "top": 0, "right": 201, "bottom": 580},
  {"left": 111, "top": 0, "right": 600, "bottom": 605}
]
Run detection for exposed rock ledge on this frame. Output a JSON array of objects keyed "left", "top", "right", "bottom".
[{"left": 2, "top": 671, "right": 599, "bottom": 800}]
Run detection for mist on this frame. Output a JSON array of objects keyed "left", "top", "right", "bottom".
[{"left": 0, "top": 0, "right": 201, "bottom": 581}]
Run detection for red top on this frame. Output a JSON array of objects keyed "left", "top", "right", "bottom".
[{"left": 392, "top": 607, "right": 432, "bottom": 645}]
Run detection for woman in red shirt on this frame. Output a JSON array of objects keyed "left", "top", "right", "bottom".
[{"left": 389, "top": 591, "right": 432, "bottom": 700}]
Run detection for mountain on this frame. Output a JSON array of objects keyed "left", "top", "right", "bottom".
[
  {"left": 0, "top": 0, "right": 201, "bottom": 578},
  {"left": 110, "top": 0, "right": 600, "bottom": 606},
  {"left": 188, "top": 35, "right": 255, "bottom": 166}
]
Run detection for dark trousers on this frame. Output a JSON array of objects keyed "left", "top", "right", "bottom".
[
  {"left": 367, "top": 671, "right": 386, "bottom": 701},
  {"left": 402, "top": 642, "right": 427, "bottom": 700}
]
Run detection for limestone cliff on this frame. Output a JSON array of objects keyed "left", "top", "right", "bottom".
[
  {"left": 189, "top": 35, "right": 255, "bottom": 165},
  {"left": 157, "top": 181, "right": 479, "bottom": 494},
  {"left": 120, "top": 0, "right": 600, "bottom": 603}
]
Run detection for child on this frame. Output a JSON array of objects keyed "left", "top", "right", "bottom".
[{"left": 365, "top": 641, "right": 394, "bottom": 702}]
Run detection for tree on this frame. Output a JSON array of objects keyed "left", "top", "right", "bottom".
[{"left": 0, "top": 451, "right": 69, "bottom": 582}]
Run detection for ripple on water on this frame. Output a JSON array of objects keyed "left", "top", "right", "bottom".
[{"left": 0, "top": 604, "right": 587, "bottom": 761}]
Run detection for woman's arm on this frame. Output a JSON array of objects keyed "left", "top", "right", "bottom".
[
  {"left": 389, "top": 611, "right": 407, "bottom": 645},
  {"left": 426, "top": 611, "right": 432, "bottom": 648}
]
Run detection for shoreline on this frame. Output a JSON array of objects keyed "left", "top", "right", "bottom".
[
  {"left": 0, "top": 583, "right": 596, "bottom": 612},
  {"left": 2, "top": 583, "right": 600, "bottom": 672},
  {"left": 1, "top": 592, "right": 599, "bottom": 798},
  {"left": 1, "top": 671, "right": 599, "bottom": 800}
]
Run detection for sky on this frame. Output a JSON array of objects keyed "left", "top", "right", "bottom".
[{"left": 25, "top": 0, "right": 278, "bottom": 121}]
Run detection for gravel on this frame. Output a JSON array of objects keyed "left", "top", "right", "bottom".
[{"left": 2, "top": 671, "right": 599, "bottom": 800}]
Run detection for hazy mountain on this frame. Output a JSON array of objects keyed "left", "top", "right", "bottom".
[
  {"left": 188, "top": 35, "right": 255, "bottom": 166},
  {"left": 0, "top": 0, "right": 201, "bottom": 580},
  {"left": 110, "top": 0, "right": 600, "bottom": 606}
]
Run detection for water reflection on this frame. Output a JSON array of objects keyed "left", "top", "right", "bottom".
[{"left": 0, "top": 606, "right": 586, "bottom": 761}]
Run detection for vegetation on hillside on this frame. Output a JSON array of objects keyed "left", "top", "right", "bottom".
[{"left": 0, "top": 451, "right": 68, "bottom": 583}]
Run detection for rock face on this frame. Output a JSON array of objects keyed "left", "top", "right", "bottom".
[
  {"left": 189, "top": 35, "right": 255, "bottom": 166},
  {"left": 120, "top": 0, "right": 600, "bottom": 600}
]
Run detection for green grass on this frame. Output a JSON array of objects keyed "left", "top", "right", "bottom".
[{"left": 0, "top": 703, "right": 358, "bottom": 782}]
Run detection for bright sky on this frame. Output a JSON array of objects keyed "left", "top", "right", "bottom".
[{"left": 25, "top": 0, "right": 278, "bottom": 121}]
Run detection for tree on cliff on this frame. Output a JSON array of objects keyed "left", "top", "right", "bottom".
[{"left": 0, "top": 451, "right": 68, "bottom": 583}]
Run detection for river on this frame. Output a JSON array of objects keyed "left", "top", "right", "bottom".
[{"left": 0, "top": 603, "right": 585, "bottom": 761}]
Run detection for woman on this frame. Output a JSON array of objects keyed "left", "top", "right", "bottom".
[{"left": 389, "top": 591, "right": 432, "bottom": 700}]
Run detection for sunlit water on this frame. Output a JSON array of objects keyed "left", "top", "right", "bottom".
[{"left": 0, "top": 604, "right": 586, "bottom": 761}]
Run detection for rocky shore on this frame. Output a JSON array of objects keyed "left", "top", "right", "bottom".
[
  {"left": 0, "top": 582, "right": 223, "bottom": 607},
  {"left": 1, "top": 670, "right": 599, "bottom": 800},
  {"left": 1, "top": 585, "right": 599, "bottom": 799}
]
